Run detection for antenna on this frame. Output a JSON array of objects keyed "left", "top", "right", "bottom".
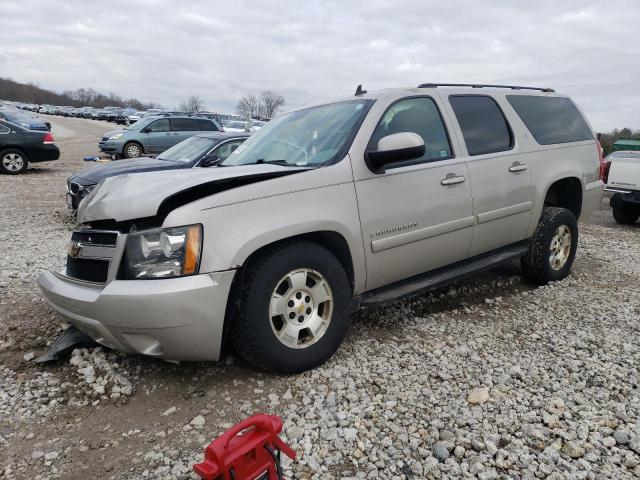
[{"left": 355, "top": 84, "right": 367, "bottom": 96}]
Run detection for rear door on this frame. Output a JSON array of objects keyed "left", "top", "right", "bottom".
[
  {"left": 143, "top": 118, "right": 172, "bottom": 153},
  {"left": 196, "top": 118, "right": 220, "bottom": 132},
  {"left": 443, "top": 94, "right": 533, "bottom": 256},
  {"left": 170, "top": 118, "right": 200, "bottom": 145}
]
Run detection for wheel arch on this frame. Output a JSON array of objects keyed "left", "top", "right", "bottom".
[
  {"left": 0, "top": 146, "right": 30, "bottom": 160},
  {"left": 542, "top": 176, "right": 583, "bottom": 220},
  {"left": 123, "top": 140, "right": 144, "bottom": 156}
]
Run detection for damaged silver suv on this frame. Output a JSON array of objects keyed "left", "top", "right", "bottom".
[{"left": 38, "top": 84, "right": 603, "bottom": 373}]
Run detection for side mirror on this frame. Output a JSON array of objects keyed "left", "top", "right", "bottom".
[
  {"left": 141, "top": 127, "right": 150, "bottom": 133},
  {"left": 366, "top": 132, "right": 426, "bottom": 172},
  {"left": 200, "top": 153, "right": 221, "bottom": 167}
]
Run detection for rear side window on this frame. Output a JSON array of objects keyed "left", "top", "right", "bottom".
[
  {"left": 196, "top": 119, "right": 218, "bottom": 131},
  {"left": 367, "top": 97, "right": 453, "bottom": 164},
  {"left": 171, "top": 118, "right": 198, "bottom": 131},
  {"left": 449, "top": 95, "right": 513, "bottom": 156},
  {"left": 507, "top": 95, "right": 592, "bottom": 145}
]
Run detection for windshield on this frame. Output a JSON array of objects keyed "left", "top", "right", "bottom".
[
  {"left": 221, "top": 100, "right": 373, "bottom": 168},
  {"left": 1, "top": 110, "right": 39, "bottom": 124},
  {"left": 157, "top": 136, "right": 217, "bottom": 163}
]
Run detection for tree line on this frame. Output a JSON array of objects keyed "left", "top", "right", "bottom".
[
  {"left": 598, "top": 128, "right": 640, "bottom": 156},
  {"left": 0, "top": 77, "right": 160, "bottom": 110}
]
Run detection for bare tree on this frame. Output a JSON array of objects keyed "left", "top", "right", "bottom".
[
  {"left": 179, "top": 95, "right": 205, "bottom": 113},
  {"left": 236, "top": 94, "right": 260, "bottom": 119},
  {"left": 259, "top": 90, "right": 285, "bottom": 118}
]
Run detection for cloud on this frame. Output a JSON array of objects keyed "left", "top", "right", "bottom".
[{"left": 0, "top": 0, "right": 638, "bottom": 130}]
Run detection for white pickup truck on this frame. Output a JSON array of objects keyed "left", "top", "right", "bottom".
[{"left": 605, "top": 150, "right": 640, "bottom": 224}]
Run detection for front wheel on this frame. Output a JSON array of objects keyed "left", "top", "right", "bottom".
[
  {"left": 122, "top": 142, "right": 143, "bottom": 159},
  {"left": 0, "top": 149, "right": 29, "bottom": 174},
  {"left": 231, "top": 241, "right": 352, "bottom": 373},
  {"left": 521, "top": 207, "right": 578, "bottom": 284},
  {"left": 612, "top": 206, "right": 639, "bottom": 225}
]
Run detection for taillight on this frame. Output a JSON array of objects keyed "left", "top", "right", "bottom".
[
  {"left": 596, "top": 140, "right": 606, "bottom": 182},
  {"left": 43, "top": 132, "right": 55, "bottom": 144}
]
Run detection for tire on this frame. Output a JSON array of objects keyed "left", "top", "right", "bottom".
[
  {"left": 0, "top": 149, "right": 29, "bottom": 175},
  {"left": 231, "top": 241, "right": 352, "bottom": 374},
  {"left": 122, "top": 142, "right": 143, "bottom": 159},
  {"left": 612, "top": 206, "right": 639, "bottom": 225},
  {"left": 521, "top": 207, "right": 578, "bottom": 285}
]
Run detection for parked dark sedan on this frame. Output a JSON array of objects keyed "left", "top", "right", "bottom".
[
  {"left": 66, "top": 132, "right": 248, "bottom": 210},
  {"left": 0, "top": 119, "right": 60, "bottom": 174}
]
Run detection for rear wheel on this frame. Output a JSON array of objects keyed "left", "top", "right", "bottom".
[
  {"left": 0, "top": 149, "right": 28, "bottom": 174},
  {"left": 122, "top": 142, "right": 143, "bottom": 159},
  {"left": 612, "top": 206, "right": 639, "bottom": 225},
  {"left": 521, "top": 207, "right": 578, "bottom": 284},
  {"left": 231, "top": 241, "right": 352, "bottom": 373}
]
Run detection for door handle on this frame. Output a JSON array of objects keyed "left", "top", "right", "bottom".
[
  {"left": 508, "top": 162, "right": 528, "bottom": 173},
  {"left": 440, "top": 174, "right": 466, "bottom": 186}
]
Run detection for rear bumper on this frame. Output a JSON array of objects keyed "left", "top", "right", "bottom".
[
  {"left": 29, "top": 145, "right": 60, "bottom": 162},
  {"left": 610, "top": 190, "right": 640, "bottom": 208},
  {"left": 37, "top": 270, "right": 237, "bottom": 361},
  {"left": 581, "top": 180, "right": 604, "bottom": 220}
]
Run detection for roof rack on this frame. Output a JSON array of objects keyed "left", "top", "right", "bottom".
[{"left": 417, "top": 83, "right": 555, "bottom": 93}]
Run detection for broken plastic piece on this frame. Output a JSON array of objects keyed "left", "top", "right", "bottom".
[{"left": 34, "top": 325, "right": 98, "bottom": 363}]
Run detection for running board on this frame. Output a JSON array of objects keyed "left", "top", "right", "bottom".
[{"left": 360, "top": 241, "right": 530, "bottom": 308}]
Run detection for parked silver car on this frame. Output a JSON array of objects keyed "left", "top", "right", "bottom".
[
  {"left": 98, "top": 115, "right": 222, "bottom": 158},
  {"left": 38, "top": 84, "right": 603, "bottom": 372}
]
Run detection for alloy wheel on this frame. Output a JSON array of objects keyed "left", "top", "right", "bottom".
[
  {"left": 549, "top": 225, "right": 572, "bottom": 270},
  {"left": 269, "top": 268, "right": 333, "bottom": 349},
  {"left": 2, "top": 153, "right": 25, "bottom": 172}
]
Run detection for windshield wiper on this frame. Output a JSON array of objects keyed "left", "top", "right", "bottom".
[{"left": 253, "top": 159, "right": 292, "bottom": 166}]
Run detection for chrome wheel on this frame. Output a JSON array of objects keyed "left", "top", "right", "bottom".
[
  {"left": 549, "top": 225, "right": 571, "bottom": 270},
  {"left": 125, "top": 144, "right": 141, "bottom": 158},
  {"left": 269, "top": 268, "right": 333, "bottom": 349},
  {"left": 2, "top": 152, "right": 25, "bottom": 172}
]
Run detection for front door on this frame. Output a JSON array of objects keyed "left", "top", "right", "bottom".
[
  {"left": 143, "top": 118, "right": 173, "bottom": 154},
  {"left": 170, "top": 118, "right": 200, "bottom": 145},
  {"left": 354, "top": 96, "right": 475, "bottom": 291}
]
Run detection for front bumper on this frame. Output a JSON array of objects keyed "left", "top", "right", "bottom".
[
  {"left": 37, "top": 270, "right": 236, "bottom": 361},
  {"left": 98, "top": 139, "right": 124, "bottom": 154}
]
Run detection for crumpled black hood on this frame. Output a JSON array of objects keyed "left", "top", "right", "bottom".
[{"left": 69, "top": 157, "right": 188, "bottom": 185}]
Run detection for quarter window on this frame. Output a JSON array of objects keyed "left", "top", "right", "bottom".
[
  {"left": 0, "top": 123, "right": 9, "bottom": 134},
  {"left": 214, "top": 140, "right": 244, "bottom": 161},
  {"left": 367, "top": 97, "right": 453, "bottom": 165},
  {"left": 171, "top": 118, "right": 198, "bottom": 131},
  {"left": 449, "top": 95, "right": 513, "bottom": 156},
  {"left": 147, "top": 119, "right": 170, "bottom": 132},
  {"left": 196, "top": 119, "right": 218, "bottom": 131},
  {"left": 506, "top": 95, "right": 593, "bottom": 145}
]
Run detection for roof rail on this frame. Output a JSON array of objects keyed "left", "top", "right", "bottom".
[{"left": 417, "top": 83, "right": 555, "bottom": 93}]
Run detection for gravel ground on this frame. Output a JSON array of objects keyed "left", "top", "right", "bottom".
[{"left": 1, "top": 116, "right": 639, "bottom": 479}]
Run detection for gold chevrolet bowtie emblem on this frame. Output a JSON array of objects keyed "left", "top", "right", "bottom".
[{"left": 298, "top": 304, "right": 304, "bottom": 314}]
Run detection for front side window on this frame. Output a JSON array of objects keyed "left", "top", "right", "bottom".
[
  {"left": 449, "top": 95, "right": 513, "bottom": 156},
  {"left": 171, "top": 118, "right": 198, "bottom": 131},
  {"left": 367, "top": 97, "right": 453, "bottom": 164},
  {"left": 507, "top": 95, "right": 593, "bottom": 145},
  {"left": 221, "top": 99, "right": 373, "bottom": 168},
  {"left": 147, "top": 119, "right": 170, "bottom": 133}
]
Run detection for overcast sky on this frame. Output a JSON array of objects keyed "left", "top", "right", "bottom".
[{"left": 1, "top": 0, "right": 639, "bottom": 131}]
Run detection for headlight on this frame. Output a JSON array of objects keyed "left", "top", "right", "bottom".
[
  {"left": 123, "top": 224, "right": 202, "bottom": 279},
  {"left": 109, "top": 133, "right": 124, "bottom": 140}
]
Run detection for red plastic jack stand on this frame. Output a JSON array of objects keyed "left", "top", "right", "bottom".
[{"left": 193, "top": 414, "right": 296, "bottom": 480}]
